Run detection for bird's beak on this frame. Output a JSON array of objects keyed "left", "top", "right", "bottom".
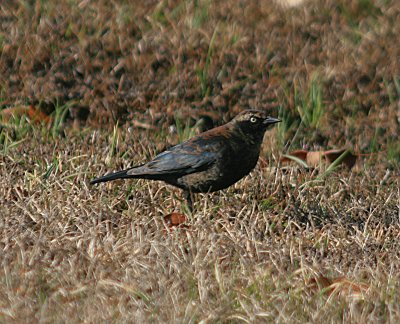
[{"left": 263, "top": 116, "right": 281, "bottom": 125}]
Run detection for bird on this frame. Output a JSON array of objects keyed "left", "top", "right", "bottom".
[{"left": 90, "top": 110, "right": 281, "bottom": 211}]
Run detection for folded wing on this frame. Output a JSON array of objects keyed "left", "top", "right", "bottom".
[{"left": 127, "top": 143, "right": 217, "bottom": 177}]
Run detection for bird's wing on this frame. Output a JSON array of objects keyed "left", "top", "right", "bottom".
[{"left": 127, "top": 142, "right": 217, "bottom": 176}]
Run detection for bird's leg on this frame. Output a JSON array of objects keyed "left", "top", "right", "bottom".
[{"left": 183, "top": 190, "right": 194, "bottom": 213}]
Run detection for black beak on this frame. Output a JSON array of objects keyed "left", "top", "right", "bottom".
[{"left": 263, "top": 116, "right": 281, "bottom": 125}]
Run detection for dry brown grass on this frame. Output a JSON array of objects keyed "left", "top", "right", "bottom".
[
  {"left": 1, "top": 0, "right": 399, "bottom": 147},
  {"left": 1, "top": 0, "right": 400, "bottom": 322},
  {"left": 0, "top": 125, "right": 399, "bottom": 322}
]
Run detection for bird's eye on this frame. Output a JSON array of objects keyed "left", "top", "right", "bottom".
[{"left": 250, "top": 117, "right": 257, "bottom": 123}]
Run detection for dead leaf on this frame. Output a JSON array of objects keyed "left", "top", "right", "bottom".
[
  {"left": 307, "top": 275, "right": 369, "bottom": 299},
  {"left": 281, "top": 148, "right": 358, "bottom": 169},
  {"left": 1, "top": 105, "right": 52, "bottom": 125},
  {"left": 163, "top": 213, "right": 187, "bottom": 229},
  {"left": 305, "top": 151, "right": 325, "bottom": 167},
  {"left": 280, "top": 149, "right": 308, "bottom": 163},
  {"left": 323, "top": 149, "right": 357, "bottom": 169}
]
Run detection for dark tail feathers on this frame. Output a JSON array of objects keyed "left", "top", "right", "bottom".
[{"left": 90, "top": 169, "right": 131, "bottom": 185}]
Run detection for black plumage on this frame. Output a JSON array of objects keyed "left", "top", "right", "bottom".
[{"left": 90, "top": 110, "right": 281, "bottom": 210}]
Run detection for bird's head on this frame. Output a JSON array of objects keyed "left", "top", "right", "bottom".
[{"left": 231, "top": 110, "right": 281, "bottom": 143}]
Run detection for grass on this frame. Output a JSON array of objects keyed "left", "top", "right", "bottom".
[
  {"left": 1, "top": 121, "right": 399, "bottom": 322},
  {"left": 295, "top": 74, "right": 325, "bottom": 131},
  {"left": 106, "top": 122, "right": 120, "bottom": 165},
  {"left": 196, "top": 25, "right": 218, "bottom": 98},
  {"left": 50, "top": 103, "right": 70, "bottom": 138},
  {"left": 1, "top": 0, "right": 400, "bottom": 322},
  {"left": 174, "top": 115, "right": 202, "bottom": 142}
]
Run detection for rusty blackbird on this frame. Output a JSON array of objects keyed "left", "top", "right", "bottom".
[{"left": 90, "top": 110, "right": 281, "bottom": 210}]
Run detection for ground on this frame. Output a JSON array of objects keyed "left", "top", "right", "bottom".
[{"left": 0, "top": 0, "right": 399, "bottom": 322}]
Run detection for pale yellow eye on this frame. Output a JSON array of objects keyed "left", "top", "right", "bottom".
[{"left": 250, "top": 117, "right": 257, "bottom": 123}]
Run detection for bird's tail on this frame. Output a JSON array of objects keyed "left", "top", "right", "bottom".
[{"left": 90, "top": 169, "right": 133, "bottom": 185}]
